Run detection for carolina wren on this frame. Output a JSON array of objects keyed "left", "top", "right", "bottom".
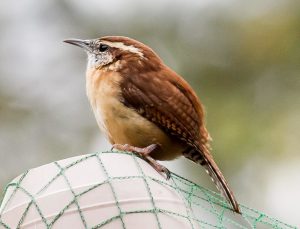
[{"left": 64, "top": 36, "right": 241, "bottom": 213}]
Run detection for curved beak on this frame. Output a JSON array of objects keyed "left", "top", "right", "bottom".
[{"left": 63, "top": 38, "right": 92, "bottom": 52}]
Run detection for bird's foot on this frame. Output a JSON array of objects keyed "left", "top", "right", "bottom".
[{"left": 112, "top": 143, "right": 171, "bottom": 179}]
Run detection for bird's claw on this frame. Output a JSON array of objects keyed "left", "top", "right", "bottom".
[
  {"left": 159, "top": 166, "right": 171, "bottom": 180},
  {"left": 110, "top": 143, "right": 170, "bottom": 179}
]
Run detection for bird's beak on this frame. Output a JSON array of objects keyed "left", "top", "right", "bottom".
[{"left": 63, "top": 38, "right": 92, "bottom": 52}]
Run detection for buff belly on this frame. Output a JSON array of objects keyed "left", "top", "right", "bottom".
[{"left": 86, "top": 69, "right": 183, "bottom": 161}]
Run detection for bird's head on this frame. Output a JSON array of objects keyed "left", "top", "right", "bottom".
[{"left": 64, "top": 36, "right": 162, "bottom": 72}]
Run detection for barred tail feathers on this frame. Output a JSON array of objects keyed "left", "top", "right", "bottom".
[
  {"left": 203, "top": 155, "right": 241, "bottom": 214},
  {"left": 183, "top": 146, "right": 241, "bottom": 214}
]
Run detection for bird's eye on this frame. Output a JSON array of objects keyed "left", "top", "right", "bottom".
[{"left": 99, "top": 44, "right": 109, "bottom": 52}]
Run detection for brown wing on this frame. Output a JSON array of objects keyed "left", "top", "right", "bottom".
[
  {"left": 120, "top": 67, "right": 209, "bottom": 148},
  {"left": 120, "top": 67, "right": 241, "bottom": 214}
]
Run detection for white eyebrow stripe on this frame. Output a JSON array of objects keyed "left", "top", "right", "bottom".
[{"left": 101, "top": 41, "right": 144, "bottom": 58}]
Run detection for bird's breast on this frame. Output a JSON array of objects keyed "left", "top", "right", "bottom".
[
  {"left": 86, "top": 69, "right": 121, "bottom": 139},
  {"left": 85, "top": 68, "right": 183, "bottom": 160}
]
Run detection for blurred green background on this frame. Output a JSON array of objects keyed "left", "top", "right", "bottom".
[{"left": 0, "top": 0, "right": 299, "bottom": 226}]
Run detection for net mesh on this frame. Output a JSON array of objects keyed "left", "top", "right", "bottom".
[{"left": 0, "top": 151, "right": 297, "bottom": 229}]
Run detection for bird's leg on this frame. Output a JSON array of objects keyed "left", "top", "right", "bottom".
[{"left": 112, "top": 143, "right": 171, "bottom": 179}]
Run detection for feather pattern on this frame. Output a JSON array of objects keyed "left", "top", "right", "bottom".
[
  {"left": 120, "top": 66, "right": 240, "bottom": 213},
  {"left": 120, "top": 67, "right": 203, "bottom": 144}
]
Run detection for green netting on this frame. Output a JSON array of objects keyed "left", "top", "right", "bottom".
[{"left": 0, "top": 151, "right": 297, "bottom": 229}]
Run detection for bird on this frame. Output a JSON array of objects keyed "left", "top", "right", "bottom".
[{"left": 64, "top": 36, "right": 241, "bottom": 214}]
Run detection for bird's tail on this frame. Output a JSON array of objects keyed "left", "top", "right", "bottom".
[{"left": 183, "top": 146, "right": 241, "bottom": 214}]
